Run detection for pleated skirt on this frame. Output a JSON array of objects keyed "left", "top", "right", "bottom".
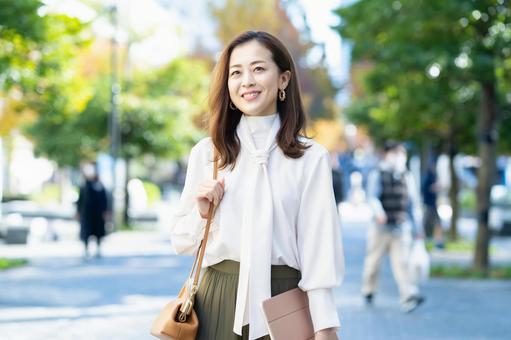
[{"left": 195, "top": 260, "right": 301, "bottom": 340}]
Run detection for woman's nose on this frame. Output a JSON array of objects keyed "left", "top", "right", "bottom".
[{"left": 241, "top": 71, "right": 255, "bottom": 87}]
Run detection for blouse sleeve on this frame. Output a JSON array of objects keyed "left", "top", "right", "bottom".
[
  {"left": 169, "top": 140, "right": 210, "bottom": 255},
  {"left": 296, "top": 148, "right": 345, "bottom": 332}
]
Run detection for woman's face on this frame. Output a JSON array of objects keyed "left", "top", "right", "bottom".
[{"left": 228, "top": 40, "right": 290, "bottom": 117}]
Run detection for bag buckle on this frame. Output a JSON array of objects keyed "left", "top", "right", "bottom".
[
  {"left": 177, "top": 283, "right": 198, "bottom": 322},
  {"left": 177, "top": 298, "right": 193, "bottom": 322}
]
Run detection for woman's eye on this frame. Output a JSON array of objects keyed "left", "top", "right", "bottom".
[
  {"left": 230, "top": 70, "right": 240, "bottom": 76},
  {"left": 254, "top": 66, "right": 265, "bottom": 72}
]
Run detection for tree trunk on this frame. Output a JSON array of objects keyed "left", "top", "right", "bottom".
[
  {"left": 473, "top": 81, "right": 497, "bottom": 274},
  {"left": 123, "top": 157, "right": 131, "bottom": 228},
  {"left": 448, "top": 141, "right": 459, "bottom": 241}
]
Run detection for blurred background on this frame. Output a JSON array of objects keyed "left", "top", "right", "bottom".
[{"left": 0, "top": 0, "right": 510, "bottom": 339}]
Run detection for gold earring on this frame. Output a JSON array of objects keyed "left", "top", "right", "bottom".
[
  {"left": 278, "top": 88, "right": 286, "bottom": 101},
  {"left": 229, "top": 101, "right": 237, "bottom": 110}
]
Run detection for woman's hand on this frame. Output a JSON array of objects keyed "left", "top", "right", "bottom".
[
  {"left": 315, "top": 328, "right": 338, "bottom": 340},
  {"left": 196, "top": 178, "right": 225, "bottom": 218}
]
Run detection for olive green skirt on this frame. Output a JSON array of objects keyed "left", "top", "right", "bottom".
[{"left": 195, "top": 260, "right": 301, "bottom": 340}]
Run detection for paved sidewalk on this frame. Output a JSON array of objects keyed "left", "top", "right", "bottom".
[{"left": 0, "top": 204, "right": 510, "bottom": 339}]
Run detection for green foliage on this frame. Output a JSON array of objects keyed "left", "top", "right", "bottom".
[
  {"left": 431, "top": 265, "right": 511, "bottom": 279},
  {"left": 0, "top": 258, "right": 28, "bottom": 270},
  {"left": 0, "top": 0, "right": 91, "bottom": 95},
  {"left": 459, "top": 188, "right": 477, "bottom": 212},
  {"left": 119, "top": 57, "right": 210, "bottom": 161},
  {"left": 2, "top": 3, "right": 94, "bottom": 165},
  {"left": 0, "top": 0, "right": 45, "bottom": 91},
  {"left": 28, "top": 55, "right": 209, "bottom": 166},
  {"left": 334, "top": 0, "right": 510, "bottom": 152},
  {"left": 426, "top": 239, "right": 496, "bottom": 254},
  {"left": 2, "top": 1, "right": 209, "bottom": 166}
]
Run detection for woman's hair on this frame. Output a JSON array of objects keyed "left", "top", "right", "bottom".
[{"left": 208, "top": 30, "right": 310, "bottom": 170}]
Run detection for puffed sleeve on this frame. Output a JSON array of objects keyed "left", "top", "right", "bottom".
[
  {"left": 296, "top": 147, "right": 345, "bottom": 332},
  {"left": 169, "top": 139, "right": 211, "bottom": 255}
]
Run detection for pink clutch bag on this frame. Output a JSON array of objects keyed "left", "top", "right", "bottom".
[{"left": 261, "top": 288, "right": 315, "bottom": 340}]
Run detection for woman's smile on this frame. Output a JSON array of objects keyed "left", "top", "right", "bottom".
[{"left": 241, "top": 90, "right": 262, "bottom": 101}]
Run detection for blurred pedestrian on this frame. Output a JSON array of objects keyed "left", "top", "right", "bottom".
[
  {"left": 362, "top": 141, "right": 425, "bottom": 313},
  {"left": 76, "top": 163, "right": 108, "bottom": 259},
  {"left": 421, "top": 157, "right": 444, "bottom": 249},
  {"left": 169, "top": 31, "right": 343, "bottom": 340},
  {"left": 331, "top": 152, "right": 344, "bottom": 206}
]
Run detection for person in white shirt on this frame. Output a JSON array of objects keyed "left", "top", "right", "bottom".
[
  {"left": 170, "top": 31, "right": 344, "bottom": 340},
  {"left": 362, "top": 141, "right": 425, "bottom": 313}
]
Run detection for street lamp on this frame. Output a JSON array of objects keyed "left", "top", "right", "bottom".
[{"left": 109, "top": 4, "right": 120, "bottom": 230}]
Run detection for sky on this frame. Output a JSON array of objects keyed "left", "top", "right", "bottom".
[{"left": 289, "top": 0, "right": 352, "bottom": 102}]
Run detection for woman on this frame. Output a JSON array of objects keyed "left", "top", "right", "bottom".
[{"left": 170, "top": 31, "right": 344, "bottom": 340}]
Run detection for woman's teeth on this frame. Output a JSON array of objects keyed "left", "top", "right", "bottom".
[{"left": 244, "top": 92, "right": 259, "bottom": 99}]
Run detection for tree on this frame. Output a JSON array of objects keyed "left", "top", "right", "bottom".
[
  {"left": 0, "top": 0, "right": 47, "bottom": 94},
  {"left": 0, "top": 0, "right": 90, "bottom": 198},
  {"left": 335, "top": 0, "right": 511, "bottom": 273}
]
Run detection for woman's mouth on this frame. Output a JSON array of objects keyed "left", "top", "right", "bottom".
[{"left": 242, "top": 91, "right": 261, "bottom": 101}]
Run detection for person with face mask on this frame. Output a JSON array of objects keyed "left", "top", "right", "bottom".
[{"left": 361, "top": 141, "right": 425, "bottom": 313}]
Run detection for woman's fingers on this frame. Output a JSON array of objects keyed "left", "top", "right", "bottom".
[
  {"left": 214, "top": 183, "right": 223, "bottom": 201},
  {"left": 207, "top": 192, "right": 214, "bottom": 202},
  {"left": 197, "top": 178, "right": 225, "bottom": 206},
  {"left": 197, "top": 191, "right": 213, "bottom": 203}
]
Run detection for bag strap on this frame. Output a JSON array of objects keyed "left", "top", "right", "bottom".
[{"left": 188, "top": 148, "right": 219, "bottom": 287}]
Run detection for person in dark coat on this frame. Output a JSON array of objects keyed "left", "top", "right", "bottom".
[
  {"left": 421, "top": 157, "right": 444, "bottom": 248},
  {"left": 76, "top": 163, "right": 108, "bottom": 258}
]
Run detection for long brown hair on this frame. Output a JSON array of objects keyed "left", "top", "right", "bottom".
[{"left": 208, "top": 31, "right": 310, "bottom": 170}]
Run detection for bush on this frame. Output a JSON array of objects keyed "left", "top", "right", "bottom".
[
  {"left": 1, "top": 194, "right": 30, "bottom": 202},
  {"left": 0, "top": 258, "right": 28, "bottom": 271},
  {"left": 426, "top": 240, "right": 495, "bottom": 254},
  {"left": 431, "top": 265, "right": 511, "bottom": 279}
]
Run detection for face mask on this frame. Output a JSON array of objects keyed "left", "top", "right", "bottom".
[
  {"left": 83, "top": 164, "right": 96, "bottom": 179},
  {"left": 385, "top": 153, "right": 397, "bottom": 167},
  {"left": 395, "top": 153, "right": 407, "bottom": 171},
  {"left": 385, "top": 152, "right": 406, "bottom": 171}
]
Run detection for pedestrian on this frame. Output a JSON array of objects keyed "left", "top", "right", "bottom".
[
  {"left": 421, "top": 156, "right": 444, "bottom": 249},
  {"left": 76, "top": 163, "right": 108, "bottom": 259},
  {"left": 362, "top": 141, "right": 425, "bottom": 313},
  {"left": 331, "top": 152, "right": 344, "bottom": 205},
  {"left": 170, "top": 31, "right": 344, "bottom": 340}
]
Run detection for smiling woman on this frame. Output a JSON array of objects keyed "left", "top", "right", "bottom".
[{"left": 168, "top": 31, "right": 344, "bottom": 340}]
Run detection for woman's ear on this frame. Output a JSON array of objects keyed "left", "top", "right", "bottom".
[{"left": 279, "top": 70, "right": 291, "bottom": 90}]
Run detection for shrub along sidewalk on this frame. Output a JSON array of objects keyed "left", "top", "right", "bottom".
[
  {"left": 0, "top": 258, "right": 27, "bottom": 271},
  {"left": 429, "top": 237, "right": 511, "bottom": 279}
]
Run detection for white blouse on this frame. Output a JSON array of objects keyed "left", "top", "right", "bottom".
[{"left": 170, "top": 113, "right": 344, "bottom": 333}]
